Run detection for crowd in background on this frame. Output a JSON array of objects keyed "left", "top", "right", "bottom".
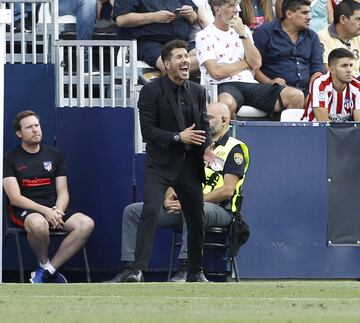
[
  {"left": 7, "top": 0, "right": 360, "bottom": 119},
  {"left": 109, "top": 0, "right": 359, "bottom": 121}
]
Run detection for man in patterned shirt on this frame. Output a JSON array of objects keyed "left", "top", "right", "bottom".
[
  {"left": 195, "top": 0, "right": 304, "bottom": 118},
  {"left": 302, "top": 48, "right": 360, "bottom": 121}
]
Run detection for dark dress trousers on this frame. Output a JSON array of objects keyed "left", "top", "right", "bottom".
[{"left": 134, "top": 75, "right": 212, "bottom": 273}]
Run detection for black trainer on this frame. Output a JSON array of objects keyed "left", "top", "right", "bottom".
[
  {"left": 102, "top": 269, "right": 134, "bottom": 283},
  {"left": 123, "top": 270, "right": 144, "bottom": 283},
  {"left": 186, "top": 271, "right": 210, "bottom": 283},
  {"left": 169, "top": 270, "right": 187, "bottom": 282}
]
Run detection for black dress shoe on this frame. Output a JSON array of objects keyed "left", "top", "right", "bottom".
[
  {"left": 169, "top": 270, "right": 188, "bottom": 282},
  {"left": 186, "top": 271, "right": 209, "bottom": 282},
  {"left": 123, "top": 270, "right": 144, "bottom": 283},
  {"left": 102, "top": 269, "right": 134, "bottom": 283}
]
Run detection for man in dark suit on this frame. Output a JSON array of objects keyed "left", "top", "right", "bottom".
[{"left": 118, "top": 39, "right": 215, "bottom": 282}]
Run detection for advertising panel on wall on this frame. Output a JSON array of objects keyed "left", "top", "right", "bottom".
[{"left": 328, "top": 124, "right": 360, "bottom": 245}]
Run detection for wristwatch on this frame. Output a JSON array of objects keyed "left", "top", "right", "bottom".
[
  {"left": 173, "top": 133, "right": 181, "bottom": 142},
  {"left": 239, "top": 31, "right": 249, "bottom": 39}
]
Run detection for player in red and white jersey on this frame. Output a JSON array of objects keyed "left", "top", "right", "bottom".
[{"left": 303, "top": 48, "right": 360, "bottom": 122}]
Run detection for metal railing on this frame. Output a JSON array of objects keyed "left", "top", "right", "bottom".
[
  {"left": 2, "top": 0, "right": 58, "bottom": 64},
  {"left": 3, "top": 0, "right": 216, "bottom": 150},
  {"left": 55, "top": 39, "right": 138, "bottom": 108},
  {"left": 203, "top": 84, "right": 218, "bottom": 103}
]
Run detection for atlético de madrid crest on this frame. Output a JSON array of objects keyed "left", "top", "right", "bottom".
[{"left": 43, "top": 161, "right": 52, "bottom": 172}]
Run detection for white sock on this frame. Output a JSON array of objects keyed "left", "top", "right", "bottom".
[{"left": 39, "top": 260, "right": 56, "bottom": 275}]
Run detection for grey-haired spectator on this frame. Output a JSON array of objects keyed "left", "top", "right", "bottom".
[{"left": 196, "top": 0, "right": 304, "bottom": 119}]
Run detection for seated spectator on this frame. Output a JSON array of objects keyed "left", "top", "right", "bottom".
[
  {"left": 13, "top": 0, "right": 97, "bottom": 41},
  {"left": 104, "top": 102, "right": 250, "bottom": 283},
  {"left": 112, "top": 0, "right": 199, "bottom": 74},
  {"left": 3, "top": 110, "right": 94, "bottom": 283},
  {"left": 317, "top": 0, "right": 360, "bottom": 79},
  {"left": 253, "top": 0, "right": 324, "bottom": 96},
  {"left": 240, "top": 0, "right": 275, "bottom": 31},
  {"left": 58, "top": 0, "right": 97, "bottom": 41},
  {"left": 276, "top": 0, "right": 334, "bottom": 31},
  {"left": 196, "top": 0, "right": 304, "bottom": 119},
  {"left": 302, "top": 48, "right": 360, "bottom": 121}
]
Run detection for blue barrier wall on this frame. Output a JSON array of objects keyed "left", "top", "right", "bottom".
[
  {"left": 56, "top": 108, "right": 134, "bottom": 270},
  {"left": 233, "top": 122, "right": 360, "bottom": 278},
  {"left": 134, "top": 122, "right": 360, "bottom": 278},
  {"left": 4, "top": 64, "right": 55, "bottom": 150}
]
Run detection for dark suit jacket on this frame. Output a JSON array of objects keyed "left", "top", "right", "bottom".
[{"left": 138, "top": 75, "right": 212, "bottom": 182}]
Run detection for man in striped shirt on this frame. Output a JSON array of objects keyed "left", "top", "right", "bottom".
[{"left": 303, "top": 48, "right": 360, "bottom": 121}]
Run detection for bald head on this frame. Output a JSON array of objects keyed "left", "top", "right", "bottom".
[
  {"left": 207, "top": 102, "right": 231, "bottom": 140},
  {"left": 207, "top": 102, "right": 231, "bottom": 121}
]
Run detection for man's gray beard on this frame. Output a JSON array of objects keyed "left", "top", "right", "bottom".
[{"left": 211, "top": 123, "right": 222, "bottom": 136}]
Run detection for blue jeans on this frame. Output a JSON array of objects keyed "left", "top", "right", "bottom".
[
  {"left": 59, "top": 0, "right": 96, "bottom": 40},
  {"left": 14, "top": 0, "right": 96, "bottom": 40}
]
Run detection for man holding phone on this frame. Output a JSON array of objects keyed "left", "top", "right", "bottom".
[
  {"left": 113, "top": 0, "right": 199, "bottom": 75},
  {"left": 174, "top": 8, "right": 182, "bottom": 15}
]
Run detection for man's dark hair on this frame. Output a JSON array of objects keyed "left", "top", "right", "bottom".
[
  {"left": 161, "top": 40, "right": 188, "bottom": 63},
  {"left": 13, "top": 110, "right": 40, "bottom": 132},
  {"left": 328, "top": 48, "right": 355, "bottom": 67},
  {"left": 281, "top": 0, "right": 311, "bottom": 18},
  {"left": 334, "top": 0, "right": 360, "bottom": 24}
]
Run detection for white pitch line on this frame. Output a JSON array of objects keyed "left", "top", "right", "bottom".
[
  {"left": 225, "top": 281, "right": 360, "bottom": 285},
  {"left": 0, "top": 295, "right": 359, "bottom": 301}
]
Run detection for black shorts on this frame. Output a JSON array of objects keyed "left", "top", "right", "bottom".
[
  {"left": 218, "top": 82, "right": 285, "bottom": 114},
  {"left": 137, "top": 40, "right": 196, "bottom": 67},
  {"left": 8, "top": 205, "right": 77, "bottom": 229}
]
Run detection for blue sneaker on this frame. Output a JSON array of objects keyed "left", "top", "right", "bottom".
[
  {"left": 52, "top": 271, "right": 68, "bottom": 283},
  {"left": 29, "top": 268, "right": 51, "bottom": 284}
]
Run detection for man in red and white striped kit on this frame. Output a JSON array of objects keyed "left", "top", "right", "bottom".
[{"left": 303, "top": 48, "right": 360, "bottom": 122}]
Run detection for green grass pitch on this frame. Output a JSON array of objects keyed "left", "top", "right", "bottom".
[{"left": 1, "top": 281, "right": 360, "bottom": 322}]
